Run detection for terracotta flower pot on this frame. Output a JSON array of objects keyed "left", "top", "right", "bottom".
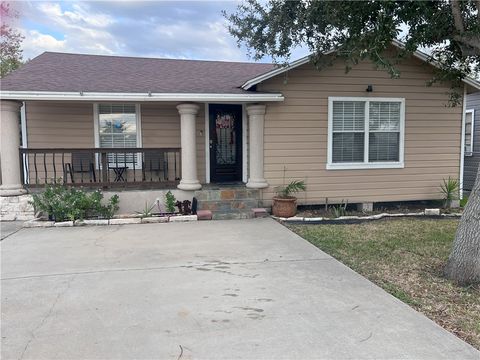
[{"left": 272, "top": 196, "right": 298, "bottom": 218}]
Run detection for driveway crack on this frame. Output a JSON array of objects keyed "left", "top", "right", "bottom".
[
  {"left": 18, "top": 274, "right": 76, "bottom": 360},
  {"left": 2, "top": 258, "right": 333, "bottom": 282}
]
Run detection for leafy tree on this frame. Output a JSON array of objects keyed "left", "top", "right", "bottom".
[
  {"left": 1, "top": 1, "right": 24, "bottom": 77},
  {"left": 225, "top": 0, "right": 479, "bottom": 102},
  {"left": 225, "top": 0, "right": 480, "bottom": 285}
]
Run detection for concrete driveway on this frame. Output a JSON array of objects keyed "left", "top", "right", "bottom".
[{"left": 1, "top": 218, "right": 478, "bottom": 360}]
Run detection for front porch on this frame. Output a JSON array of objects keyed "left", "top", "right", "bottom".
[
  {"left": 0, "top": 100, "right": 272, "bottom": 219},
  {"left": 0, "top": 101, "right": 270, "bottom": 194}
]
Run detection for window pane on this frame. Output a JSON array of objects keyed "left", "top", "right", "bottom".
[
  {"left": 369, "top": 102, "right": 400, "bottom": 131},
  {"left": 332, "top": 133, "right": 364, "bottom": 163},
  {"left": 465, "top": 112, "right": 473, "bottom": 152},
  {"left": 98, "top": 104, "right": 137, "bottom": 148},
  {"left": 99, "top": 134, "right": 113, "bottom": 148},
  {"left": 99, "top": 116, "right": 112, "bottom": 133},
  {"left": 369, "top": 133, "right": 399, "bottom": 162},
  {"left": 332, "top": 101, "right": 365, "bottom": 131}
]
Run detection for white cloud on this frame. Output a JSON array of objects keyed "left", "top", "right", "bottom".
[
  {"left": 17, "top": 1, "right": 264, "bottom": 62},
  {"left": 19, "top": 1, "right": 121, "bottom": 59},
  {"left": 22, "top": 30, "right": 66, "bottom": 58}
]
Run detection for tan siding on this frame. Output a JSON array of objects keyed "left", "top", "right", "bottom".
[
  {"left": 258, "top": 55, "right": 462, "bottom": 205},
  {"left": 26, "top": 101, "right": 94, "bottom": 148},
  {"left": 25, "top": 101, "right": 206, "bottom": 184}
]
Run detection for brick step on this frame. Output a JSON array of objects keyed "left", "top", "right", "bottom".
[
  {"left": 213, "top": 211, "right": 253, "bottom": 220},
  {"left": 194, "top": 187, "right": 261, "bottom": 220},
  {"left": 194, "top": 188, "right": 260, "bottom": 201},
  {"left": 197, "top": 199, "right": 260, "bottom": 212}
]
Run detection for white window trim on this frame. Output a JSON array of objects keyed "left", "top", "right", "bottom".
[
  {"left": 93, "top": 103, "right": 143, "bottom": 168},
  {"left": 465, "top": 109, "right": 475, "bottom": 156},
  {"left": 327, "top": 96, "right": 405, "bottom": 170}
]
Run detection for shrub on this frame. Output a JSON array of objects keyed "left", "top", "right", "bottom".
[
  {"left": 439, "top": 177, "right": 459, "bottom": 208},
  {"left": 136, "top": 201, "right": 156, "bottom": 218},
  {"left": 164, "top": 190, "right": 176, "bottom": 213},
  {"left": 331, "top": 200, "right": 348, "bottom": 218},
  {"left": 30, "top": 184, "right": 119, "bottom": 222}
]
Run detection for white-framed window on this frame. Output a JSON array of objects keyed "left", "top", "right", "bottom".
[
  {"left": 465, "top": 109, "right": 474, "bottom": 156},
  {"left": 93, "top": 103, "right": 142, "bottom": 168},
  {"left": 327, "top": 97, "right": 405, "bottom": 170}
]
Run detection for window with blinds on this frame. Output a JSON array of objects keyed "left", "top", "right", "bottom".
[
  {"left": 329, "top": 98, "right": 404, "bottom": 169},
  {"left": 368, "top": 101, "right": 400, "bottom": 162},
  {"left": 98, "top": 104, "right": 138, "bottom": 166},
  {"left": 332, "top": 101, "right": 365, "bottom": 162},
  {"left": 465, "top": 110, "right": 474, "bottom": 155}
]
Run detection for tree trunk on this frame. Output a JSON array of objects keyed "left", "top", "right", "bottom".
[{"left": 444, "top": 165, "right": 480, "bottom": 285}]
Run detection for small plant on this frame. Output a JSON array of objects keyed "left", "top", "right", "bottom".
[
  {"left": 276, "top": 180, "right": 306, "bottom": 198},
  {"left": 135, "top": 201, "right": 156, "bottom": 218},
  {"left": 30, "top": 183, "right": 119, "bottom": 222},
  {"left": 439, "top": 177, "right": 459, "bottom": 208},
  {"left": 164, "top": 190, "right": 176, "bottom": 213},
  {"left": 331, "top": 200, "right": 348, "bottom": 218}
]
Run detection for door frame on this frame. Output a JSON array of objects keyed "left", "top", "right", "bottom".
[{"left": 204, "top": 103, "right": 248, "bottom": 184}]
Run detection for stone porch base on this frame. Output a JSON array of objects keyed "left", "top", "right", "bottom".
[
  {"left": 0, "top": 194, "right": 35, "bottom": 221},
  {"left": 195, "top": 186, "right": 261, "bottom": 220}
]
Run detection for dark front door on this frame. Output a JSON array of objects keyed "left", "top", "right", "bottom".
[{"left": 209, "top": 104, "right": 243, "bottom": 182}]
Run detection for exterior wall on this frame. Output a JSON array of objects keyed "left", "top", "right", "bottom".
[
  {"left": 464, "top": 92, "right": 480, "bottom": 192},
  {"left": 25, "top": 101, "right": 206, "bottom": 184},
  {"left": 26, "top": 101, "right": 94, "bottom": 148},
  {"left": 257, "top": 55, "right": 463, "bottom": 205},
  {"left": 141, "top": 103, "right": 206, "bottom": 183}
]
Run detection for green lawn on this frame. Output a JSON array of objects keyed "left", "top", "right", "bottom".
[{"left": 288, "top": 218, "right": 480, "bottom": 350}]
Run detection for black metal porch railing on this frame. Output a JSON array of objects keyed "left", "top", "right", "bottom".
[{"left": 20, "top": 147, "right": 181, "bottom": 188}]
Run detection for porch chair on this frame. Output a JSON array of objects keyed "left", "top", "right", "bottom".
[
  {"left": 64, "top": 152, "right": 97, "bottom": 183},
  {"left": 142, "top": 151, "right": 167, "bottom": 181}
]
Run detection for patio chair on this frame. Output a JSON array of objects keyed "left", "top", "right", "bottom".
[
  {"left": 64, "top": 152, "right": 96, "bottom": 183},
  {"left": 142, "top": 151, "right": 167, "bottom": 181}
]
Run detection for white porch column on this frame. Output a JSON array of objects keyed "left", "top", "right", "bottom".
[
  {"left": 177, "top": 103, "right": 202, "bottom": 190},
  {"left": 1, "top": 100, "right": 26, "bottom": 196},
  {"left": 246, "top": 104, "right": 268, "bottom": 189}
]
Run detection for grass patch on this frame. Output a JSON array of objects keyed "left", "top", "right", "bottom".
[{"left": 288, "top": 218, "right": 480, "bottom": 350}]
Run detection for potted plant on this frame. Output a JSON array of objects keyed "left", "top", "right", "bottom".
[{"left": 272, "top": 180, "right": 306, "bottom": 217}]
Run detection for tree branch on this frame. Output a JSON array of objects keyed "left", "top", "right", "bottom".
[
  {"left": 476, "top": 0, "right": 480, "bottom": 22},
  {"left": 453, "top": 34, "right": 480, "bottom": 55},
  {"left": 450, "top": 0, "right": 465, "bottom": 33}
]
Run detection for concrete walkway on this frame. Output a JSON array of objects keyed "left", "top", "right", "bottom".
[{"left": 1, "top": 218, "right": 478, "bottom": 359}]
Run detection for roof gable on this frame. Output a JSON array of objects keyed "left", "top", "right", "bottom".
[{"left": 241, "top": 41, "right": 480, "bottom": 91}]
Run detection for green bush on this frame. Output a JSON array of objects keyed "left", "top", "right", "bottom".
[
  {"left": 30, "top": 184, "right": 119, "bottom": 222},
  {"left": 164, "top": 190, "right": 176, "bottom": 213},
  {"left": 439, "top": 177, "right": 459, "bottom": 208}
]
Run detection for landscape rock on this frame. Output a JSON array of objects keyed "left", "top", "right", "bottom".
[
  {"left": 83, "top": 219, "right": 109, "bottom": 226},
  {"left": 141, "top": 216, "right": 169, "bottom": 224},
  {"left": 169, "top": 215, "right": 198, "bottom": 222},
  {"left": 424, "top": 209, "right": 440, "bottom": 216},
  {"left": 24, "top": 219, "right": 54, "bottom": 228},
  {"left": 54, "top": 221, "right": 74, "bottom": 227},
  {"left": 109, "top": 218, "right": 142, "bottom": 225}
]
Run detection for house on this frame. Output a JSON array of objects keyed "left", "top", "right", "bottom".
[
  {"left": 464, "top": 92, "right": 480, "bottom": 195},
  {"left": 1, "top": 44, "right": 479, "bottom": 218}
]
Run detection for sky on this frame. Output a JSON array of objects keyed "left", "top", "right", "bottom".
[{"left": 13, "top": 0, "right": 308, "bottom": 63}]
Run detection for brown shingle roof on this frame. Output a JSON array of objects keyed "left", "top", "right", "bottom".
[{"left": 0, "top": 52, "right": 276, "bottom": 93}]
